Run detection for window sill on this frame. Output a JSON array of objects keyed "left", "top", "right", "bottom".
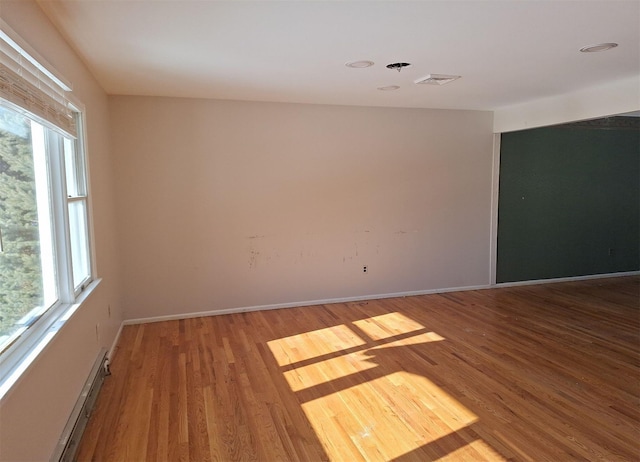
[{"left": 0, "top": 278, "right": 102, "bottom": 402}]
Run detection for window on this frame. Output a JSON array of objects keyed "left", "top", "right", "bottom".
[
  {"left": 0, "top": 20, "right": 93, "bottom": 383},
  {"left": 64, "top": 131, "right": 91, "bottom": 289}
]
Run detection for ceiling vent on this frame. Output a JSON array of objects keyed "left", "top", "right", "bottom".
[{"left": 414, "top": 74, "right": 461, "bottom": 85}]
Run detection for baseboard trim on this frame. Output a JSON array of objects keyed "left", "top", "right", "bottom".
[
  {"left": 122, "top": 283, "right": 492, "bottom": 326},
  {"left": 121, "top": 270, "right": 639, "bottom": 326},
  {"left": 495, "top": 270, "right": 640, "bottom": 288},
  {"left": 107, "top": 323, "right": 124, "bottom": 362}
]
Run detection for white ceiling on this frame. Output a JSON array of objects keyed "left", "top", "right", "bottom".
[{"left": 38, "top": 0, "right": 640, "bottom": 111}]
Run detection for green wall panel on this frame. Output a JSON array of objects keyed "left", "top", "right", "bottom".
[{"left": 497, "top": 119, "right": 640, "bottom": 283}]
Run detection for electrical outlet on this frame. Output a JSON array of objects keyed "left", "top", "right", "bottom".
[{"left": 363, "top": 266, "right": 368, "bottom": 273}]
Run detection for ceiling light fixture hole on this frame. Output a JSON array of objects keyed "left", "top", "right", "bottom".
[{"left": 386, "top": 62, "right": 411, "bottom": 72}]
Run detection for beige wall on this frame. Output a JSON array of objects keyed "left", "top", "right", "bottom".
[
  {"left": 0, "top": 1, "right": 122, "bottom": 460},
  {"left": 111, "top": 96, "right": 494, "bottom": 321}
]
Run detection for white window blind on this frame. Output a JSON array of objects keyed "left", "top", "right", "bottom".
[{"left": 0, "top": 21, "right": 76, "bottom": 137}]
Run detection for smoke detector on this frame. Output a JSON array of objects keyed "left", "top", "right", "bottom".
[{"left": 415, "top": 74, "right": 461, "bottom": 85}]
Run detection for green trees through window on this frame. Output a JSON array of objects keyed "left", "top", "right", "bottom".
[{"left": 0, "top": 106, "right": 46, "bottom": 343}]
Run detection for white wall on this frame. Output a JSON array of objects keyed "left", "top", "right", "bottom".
[
  {"left": 494, "top": 75, "right": 640, "bottom": 133},
  {"left": 0, "top": 1, "right": 122, "bottom": 460},
  {"left": 110, "top": 96, "right": 494, "bottom": 321}
]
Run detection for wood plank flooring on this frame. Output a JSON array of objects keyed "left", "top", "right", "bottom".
[{"left": 77, "top": 276, "right": 640, "bottom": 461}]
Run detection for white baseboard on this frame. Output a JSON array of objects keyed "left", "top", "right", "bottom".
[
  {"left": 119, "top": 270, "right": 639, "bottom": 327},
  {"left": 107, "top": 323, "right": 124, "bottom": 361},
  {"left": 495, "top": 270, "right": 640, "bottom": 288},
  {"left": 122, "top": 283, "right": 492, "bottom": 326}
]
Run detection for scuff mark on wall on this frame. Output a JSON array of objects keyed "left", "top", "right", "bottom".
[
  {"left": 248, "top": 245, "right": 260, "bottom": 269},
  {"left": 247, "top": 240, "right": 282, "bottom": 269},
  {"left": 394, "top": 229, "right": 420, "bottom": 235}
]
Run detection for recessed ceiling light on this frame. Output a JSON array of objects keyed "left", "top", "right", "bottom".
[
  {"left": 377, "top": 85, "right": 400, "bottom": 91},
  {"left": 415, "top": 74, "right": 461, "bottom": 85},
  {"left": 345, "top": 60, "right": 374, "bottom": 68},
  {"left": 579, "top": 43, "right": 618, "bottom": 53}
]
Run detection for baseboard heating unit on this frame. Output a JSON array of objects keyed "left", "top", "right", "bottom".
[{"left": 51, "top": 348, "right": 110, "bottom": 462}]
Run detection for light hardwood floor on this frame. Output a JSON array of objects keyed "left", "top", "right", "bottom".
[{"left": 77, "top": 276, "right": 639, "bottom": 461}]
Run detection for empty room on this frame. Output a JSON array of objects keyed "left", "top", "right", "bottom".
[{"left": 0, "top": 1, "right": 638, "bottom": 461}]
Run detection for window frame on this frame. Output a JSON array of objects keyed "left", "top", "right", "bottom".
[{"left": 63, "top": 110, "right": 93, "bottom": 294}]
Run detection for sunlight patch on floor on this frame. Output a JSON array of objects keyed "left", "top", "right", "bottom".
[
  {"left": 266, "top": 312, "right": 497, "bottom": 459},
  {"left": 301, "top": 372, "right": 479, "bottom": 460},
  {"left": 283, "top": 351, "right": 377, "bottom": 392},
  {"left": 268, "top": 324, "right": 365, "bottom": 366},
  {"left": 434, "top": 439, "right": 507, "bottom": 461},
  {"left": 352, "top": 311, "right": 428, "bottom": 341}
]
